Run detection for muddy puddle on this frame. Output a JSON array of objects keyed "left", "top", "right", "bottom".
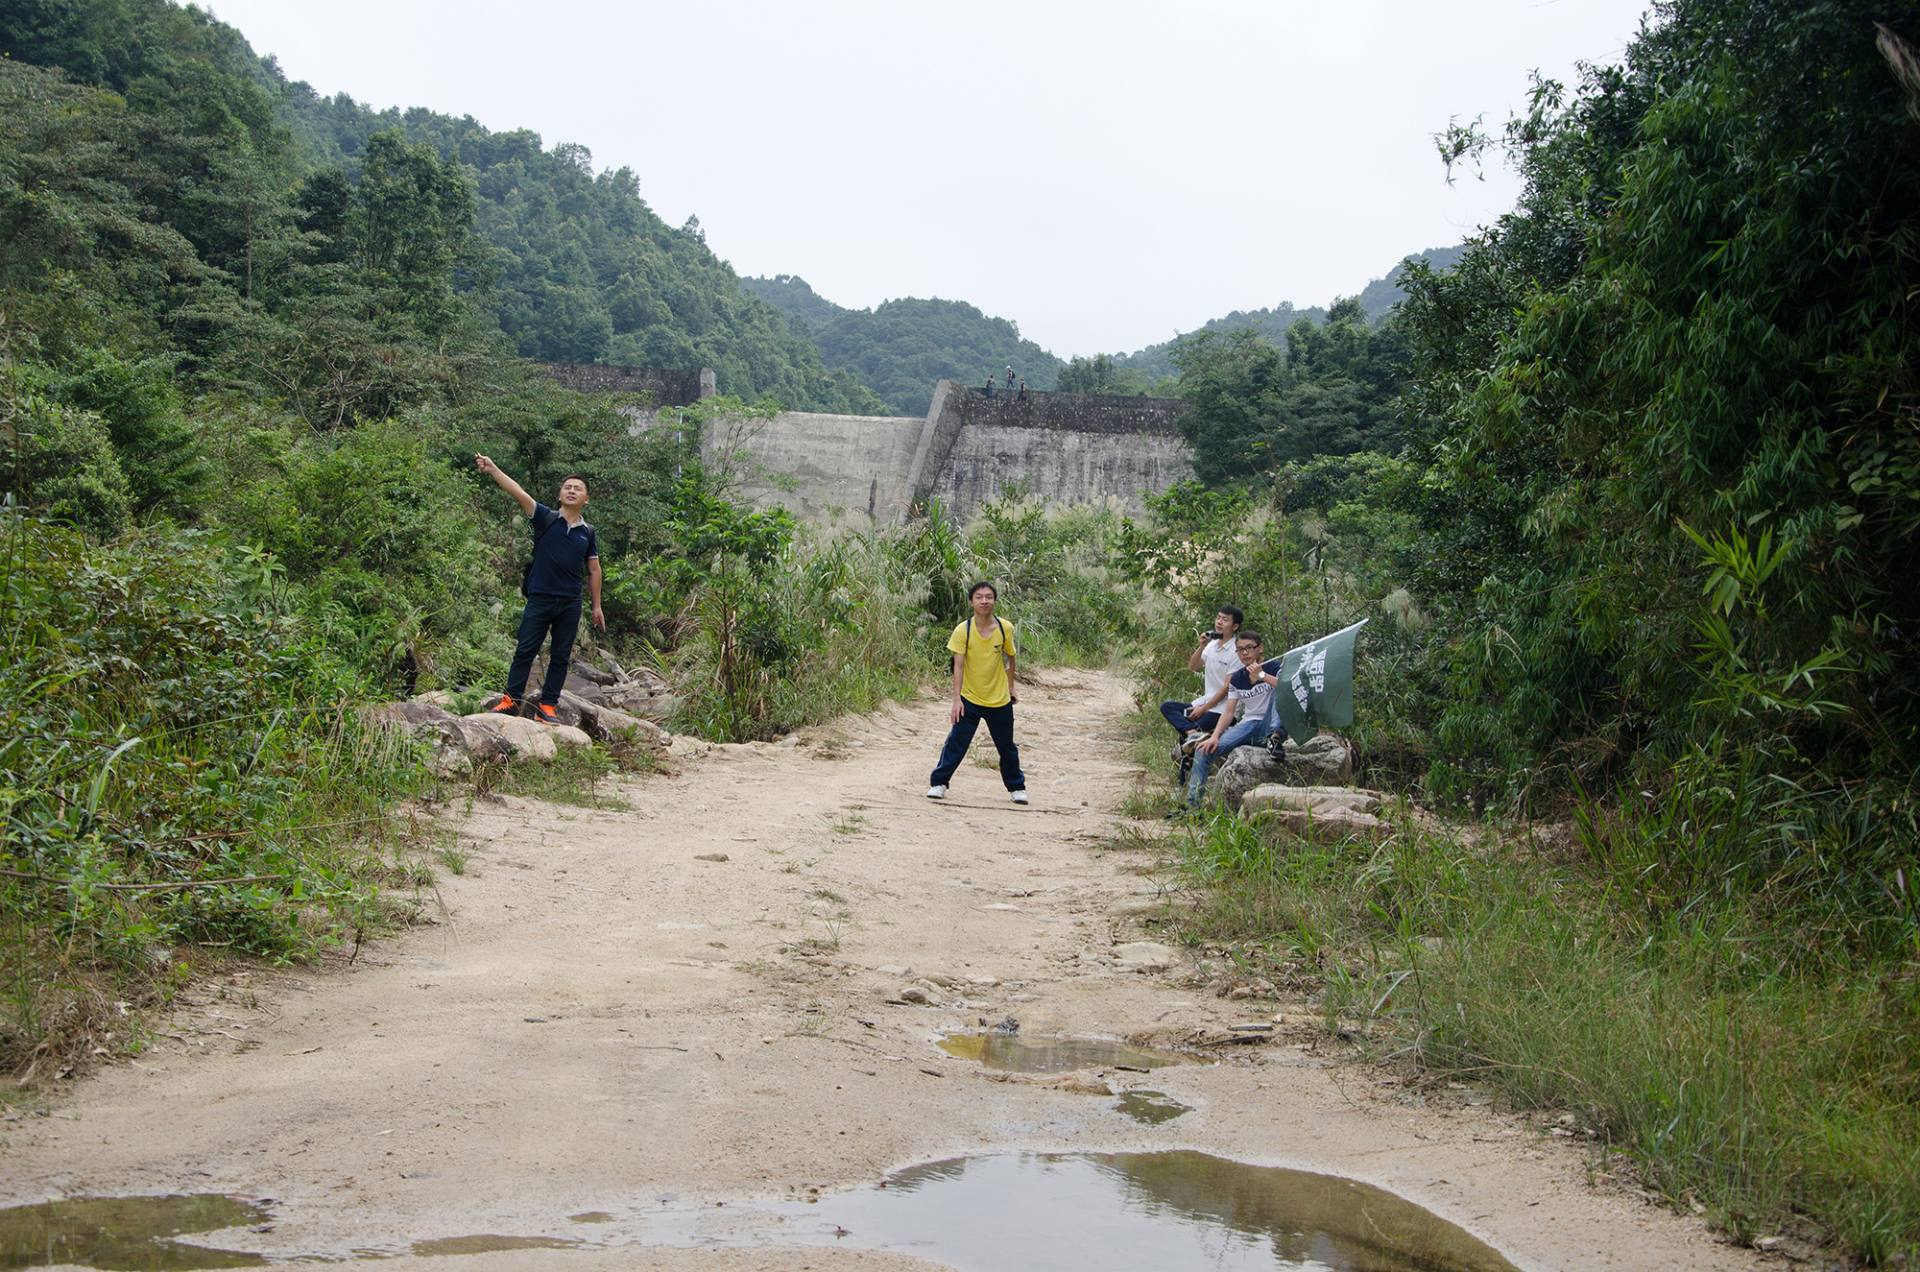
[
  {"left": 5, "top": 1152, "right": 1517, "bottom": 1270},
  {"left": 937, "top": 1031, "right": 1183, "bottom": 1073},
  {"left": 0, "top": 1193, "right": 267, "bottom": 1270},
  {"left": 1114, "top": 1089, "right": 1192, "bottom": 1124},
  {"left": 651, "top": 1151, "right": 1520, "bottom": 1271}
]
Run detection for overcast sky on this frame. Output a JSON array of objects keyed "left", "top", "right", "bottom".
[{"left": 205, "top": 0, "right": 1651, "bottom": 356}]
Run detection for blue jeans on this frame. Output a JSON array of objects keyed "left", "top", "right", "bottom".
[
  {"left": 930, "top": 700, "right": 1025, "bottom": 791},
  {"left": 1186, "top": 708, "right": 1275, "bottom": 805},
  {"left": 1159, "top": 701, "right": 1221, "bottom": 737},
  {"left": 506, "top": 593, "right": 582, "bottom": 705}
]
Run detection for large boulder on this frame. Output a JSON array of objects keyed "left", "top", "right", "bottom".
[
  {"left": 365, "top": 699, "right": 460, "bottom": 736},
  {"left": 364, "top": 701, "right": 469, "bottom": 775},
  {"left": 452, "top": 717, "right": 514, "bottom": 764},
  {"left": 1238, "top": 785, "right": 1383, "bottom": 817},
  {"left": 1213, "top": 734, "right": 1354, "bottom": 810},
  {"left": 568, "top": 658, "right": 619, "bottom": 687},
  {"left": 459, "top": 713, "right": 591, "bottom": 761},
  {"left": 598, "top": 667, "right": 676, "bottom": 721},
  {"left": 1244, "top": 804, "right": 1390, "bottom": 844},
  {"left": 558, "top": 691, "right": 668, "bottom": 749}
]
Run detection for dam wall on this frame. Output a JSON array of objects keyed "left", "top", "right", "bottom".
[
  {"left": 912, "top": 383, "right": 1191, "bottom": 522},
  {"left": 546, "top": 365, "right": 1193, "bottom": 526},
  {"left": 707, "top": 410, "right": 926, "bottom": 524}
]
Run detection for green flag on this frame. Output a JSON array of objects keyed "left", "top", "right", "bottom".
[{"left": 1271, "top": 619, "right": 1367, "bottom": 745}]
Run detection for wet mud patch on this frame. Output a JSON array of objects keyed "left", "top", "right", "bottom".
[
  {"left": 937, "top": 1031, "right": 1183, "bottom": 1073},
  {"left": 0, "top": 1194, "right": 268, "bottom": 1270},
  {"left": 1115, "top": 1089, "right": 1192, "bottom": 1124},
  {"left": 410, "top": 1234, "right": 582, "bottom": 1256}
]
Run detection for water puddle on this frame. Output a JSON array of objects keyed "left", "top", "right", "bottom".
[
  {"left": 646, "top": 1151, "right": 1520, "bottom": 1271},
  {"left": 1115, "top": 1089, "right": 1192, "bottom": 1124},
  {"left": 4, "top": 1153, "right": 1518, "bottom": 1271},
  {"left": 936, "top": 1032, "right": 1182, "bottom": 1073},
  {"left": 0, "top": 1194, "right": 268, "bottom": 1270}
]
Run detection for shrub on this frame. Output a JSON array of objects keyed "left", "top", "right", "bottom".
[{"left": 0, "top": 512, "right": 421, "bottom": 1074}]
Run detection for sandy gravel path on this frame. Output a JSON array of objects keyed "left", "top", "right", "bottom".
[{"left": 0, "top": 670, "right": 1763, "bottom": 1271}]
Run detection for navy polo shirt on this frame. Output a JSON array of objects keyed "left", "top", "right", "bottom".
[{"left": 525, "top": 502, "right": 598, "bottom": 598}]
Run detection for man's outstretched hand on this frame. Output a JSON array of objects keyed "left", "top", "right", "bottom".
[{"left": 474, "top": 453, "right": 497, "bottom": 475}]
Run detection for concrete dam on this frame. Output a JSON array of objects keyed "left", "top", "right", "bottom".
[{"left": 544, "top": 364, "right": 1195, "bottom": 525}]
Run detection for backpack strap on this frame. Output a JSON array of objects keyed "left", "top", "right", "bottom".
[{"left": 963, "top": 616, "right": 1010, "bottom": 655}]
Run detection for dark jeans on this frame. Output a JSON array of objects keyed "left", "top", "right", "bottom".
[
  {"left": 930, "top": 700, "right": 1025, "bottom": 791},
  {"left": 1159, "top": 700, "right": 1222, "bottom": 737},
  {"left": 506, "top": 593, "right": 582, "bottom": 705}
]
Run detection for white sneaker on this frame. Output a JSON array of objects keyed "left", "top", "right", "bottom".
[
  {"left": 926, "top": 785, "right": 948, "bottom": 799},
  {"left": 1011, "top": 790, "right": 1029, "bottom": 805}
]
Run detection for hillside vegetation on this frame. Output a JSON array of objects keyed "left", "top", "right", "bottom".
[
  {"left": 742, "top": 276, "right": 1061, "bottom": 416},
  {"left": 2, "top": 0, "right": 1917, "bottom": 1261},
  {"left": 1117, "top": 1, "right": 1920, "bottom": 1260}
]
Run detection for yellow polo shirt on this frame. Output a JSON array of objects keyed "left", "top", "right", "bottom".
[{"left": 947, "top": 617, "right": 1017, "bottom": 708}]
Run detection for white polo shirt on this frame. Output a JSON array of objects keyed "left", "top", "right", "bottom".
[{"left": 1191, "top": 637, "right": 1241, "bottom": 713}]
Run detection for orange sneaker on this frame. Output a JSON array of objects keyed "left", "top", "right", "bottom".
[
  {"left": 534, "top": 702, "right": 559, "bottom": 723},
  {"left": 489, "top": 694, "right": 518, "bottom": 714}
]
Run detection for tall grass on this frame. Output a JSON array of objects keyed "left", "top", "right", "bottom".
[
  {"left": 661, "top": 494, "right": 1144, "bottom": 741},
  {"left": 0, "top": 513, "right": 423, "bottom": 1077},
  {"left": 1158, "top": 801, "right": 1920, "bottom": 1263}
]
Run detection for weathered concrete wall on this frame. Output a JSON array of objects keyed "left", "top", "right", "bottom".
[
  {"left": 706, "top": 411, "right": 925, "bottom": 524},
  {"left": 913, "top": 381, "right": 1192, "bottom": 522},
  {"left": 946, "top": 385, "right": 1189, "bottom": 437},
  {"left": 930, "top": 421, "right": 1194, "bottom": 521},
  {"left": 555, "top": 365, "right": 1194, "bottom": 526},
  {"left": 543, "top": 363, "right": 715, "bottom": 406}
]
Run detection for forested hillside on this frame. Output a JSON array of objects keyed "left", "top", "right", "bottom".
[
  {"left": 0, "top": 0, "right": 882, "bottom": 413},
  {"left": 745, "top": 245, "right": 1460, "bottom": 415},
  {"left": 1119, "top": 3, "right": 1920, "bottom": 1257},
  {"left": 5, "top": 0, "right": 1918, "bottom": 1258},
  {"left": 743, "top": 275, "right": 1061, "bottom": 416},
  {"left": 1107, "top": 244, "right": 1466, "bottom": 382}
]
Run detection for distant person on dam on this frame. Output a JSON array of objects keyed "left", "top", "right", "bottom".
[
  {"left": 926, "top": 581, "right": 1028, "bottom": 805},
  {"left": 475, "top": 455, "right": 604, "bottom": 723}
]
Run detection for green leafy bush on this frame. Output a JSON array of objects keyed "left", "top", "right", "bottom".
[{"left": 0, "top": 512, "right": 420, "bottom": 1073}]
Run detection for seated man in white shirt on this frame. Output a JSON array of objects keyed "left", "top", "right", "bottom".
[
  {"left": 1180, "top": 631, "right": 1283, "bottom": 808},
  {"left": 1159, "top": 606, "right": 1244, "bottom": 779}
]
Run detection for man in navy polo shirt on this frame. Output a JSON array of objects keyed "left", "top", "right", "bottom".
[{"left": 475, "top": 454, "right": 604, "bottom": 723}]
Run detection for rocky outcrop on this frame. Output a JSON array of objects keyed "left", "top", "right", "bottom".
[
  {"left": 1237, "top": 785, "right": 1382, "bottom": 816},
  {"left": 363, "top": 701, "right": 474, "bottom": 776},
  {"left": 366, "top": 665, "right": 671, "bottom": 776},
  {"left": 458, "top": 712, "right": 591, "bottom": 762},
  {"left": 1212, "top": 734, "right": 1354, "bottom": 809},
  {"left": 1238, "top": 784, "right": 1389, "bottom": 843}
]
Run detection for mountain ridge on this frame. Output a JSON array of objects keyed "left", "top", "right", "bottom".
[{"left": 744, "top": 243, "right": 1466, "bottom": 410}]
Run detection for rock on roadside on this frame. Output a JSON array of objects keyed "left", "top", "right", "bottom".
[
  {"left": 556, "top": 691, "right": 668, "bottom": 750},
  {"left": 1237, "top": 786, "right": 1383, "bottom": 817},
  {"left": 1213, "top": 734, "right": 1354, "bottom": 810},
  {"left": 457, "top": 713, "right": 591, "bottom": 762},
  {"left": 1112, "top": 942, "right": 1177, "bottom": 973},
  {"left": 362, "top": 701, "right": 473, "bottom": 777}
]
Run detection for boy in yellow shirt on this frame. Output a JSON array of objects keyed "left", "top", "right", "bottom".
[{"left": 927, "top": 581, "right": 1028, "bottom": 805}]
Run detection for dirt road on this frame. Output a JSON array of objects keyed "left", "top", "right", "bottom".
[{"left": 0, "top": 671, "right": 1763, "bottom": 1271}]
